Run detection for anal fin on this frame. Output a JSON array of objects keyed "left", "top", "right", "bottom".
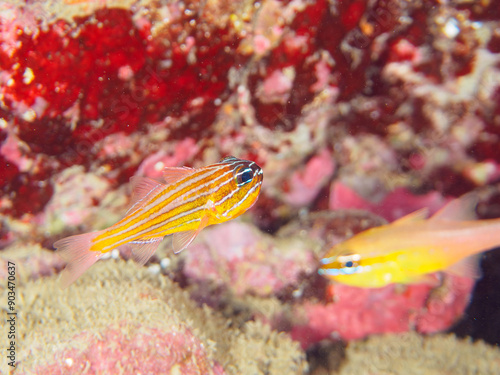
[{"left": 129, "top": 237, "right": 163, "bottom": 266}]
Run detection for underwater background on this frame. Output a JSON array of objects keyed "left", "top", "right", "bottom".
[{"left": 1, "top": 0, "right": 500, "bottom": 373}]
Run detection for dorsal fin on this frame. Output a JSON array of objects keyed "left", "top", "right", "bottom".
[
  {"left": 391, "top": 208, "right": 429, "bottom": 225},
  {"left": 163, "top": 166, "right": 195, "bottom": 184},
  {"left": 430, "top": 193, "right": 478, "bottom": 222},
  {"left": 127, "top": 176, "right": 164, "bottom": 215}
]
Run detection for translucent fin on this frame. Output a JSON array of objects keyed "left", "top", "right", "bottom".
[
  {"left": 431, "top": 194, "right": 478, "bottom": 222},
  {"left": 163, "top": 166, "right": 195, "bottom": 184},
  {"left": 171, "top": 216, "right": 209, "bottom": 254},
  {"left": 391, "top": 208, "right": 429, "bottom": 225},
  {"left": 129, "top": 237, "right": 163, "bottom": 266},
  {"left": 53, "top": 230, "right": 105, "bottom": 289},
  {"left": 127, "top": 176, "right": 164, "bottom": 215},
  {"left": 446, "top": 254, "right": 483, "bottom": 279}
]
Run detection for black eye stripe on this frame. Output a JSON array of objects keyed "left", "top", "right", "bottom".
[
  {"left": 235, "top": 167, "right": 254, "bottom": 186},
  {"left": 235, "top": 168, "right": 252, "bottom": 177}
]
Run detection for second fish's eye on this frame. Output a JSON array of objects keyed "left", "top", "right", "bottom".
[
  {"left": 337, "top": 253, "right": 360, "bottom": 269},
  {"left": 235, "top": 167, "right": 254, "bottom": 186}
]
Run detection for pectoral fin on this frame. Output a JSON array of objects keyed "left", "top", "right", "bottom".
[
  {"left": 445, "top": 254, "right": 483, "bottom": 279},
  {"left": 171, "top": 216, "right": 209, "bottom": 254}
]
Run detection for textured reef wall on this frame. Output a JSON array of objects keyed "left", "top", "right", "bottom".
[
  {"left": 3, "top": 0, "right": 500, "bottom": 238},
  {"left": 0, "top": 248, "right": 307, "bottom": 374},
  {"left": 1, "top": 0, "right": 500, "bottom": 374},
  {"left": 325, "top": 331, "right": 500, "bottom": 375}
]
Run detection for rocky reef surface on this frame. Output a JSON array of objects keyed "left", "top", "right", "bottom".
[{"left": 1, "top": 0, "right": 500, "bottom": 373}]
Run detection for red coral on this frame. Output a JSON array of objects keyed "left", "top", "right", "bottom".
[{"left": 0, "top": 7, "right": 242, "bottom": 217}]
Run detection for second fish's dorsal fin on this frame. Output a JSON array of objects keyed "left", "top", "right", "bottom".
[
  {"left": 391, "top": 208, "right": 429, "bottom": 225},
  {"left": 163, "top": 166, "right": 196, "bottom": 184},
  {"left": 127, "top": 176, "right": 165, "bottom": 214},
  {"left": 430, "top": 193, "right": 478, "bottom": 222}
]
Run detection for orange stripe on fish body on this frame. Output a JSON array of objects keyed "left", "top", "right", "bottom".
[{"left": 54, "top": 156, "right": 263, "bottom": 288}]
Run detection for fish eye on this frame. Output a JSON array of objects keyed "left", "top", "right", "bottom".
[
  {"left": 337, "top": 253, "right": 360, "bottom": 270},
  {"left": 235, "top": 167, "right": 254, "bottom": 186},
  {"left": 344, "top": 260, "right": 355, "bottom": 268}
]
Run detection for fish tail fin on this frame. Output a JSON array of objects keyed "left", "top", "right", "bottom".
[{"left": 54, "top": 230, "right": 105, "bottom": 289}]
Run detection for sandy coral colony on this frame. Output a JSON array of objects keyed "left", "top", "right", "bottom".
[{"left": 1, "top": 0, "right": 500, "bottom": 374}]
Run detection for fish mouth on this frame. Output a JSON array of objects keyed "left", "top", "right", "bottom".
[
  {"left": 249, "top": 161, "right": 263, "bottom": 184},
  {"left": 248, "top": 163, "right": 264, "bottom": 206},
  {"left": 318, "top": 268, "right": 342, "bottom": 277},
  {"left": 320, "top": 255, "right": 337, "bottom": 265},
  {"left": 319, "top": 266, "right": 364, "bottom": 276}
]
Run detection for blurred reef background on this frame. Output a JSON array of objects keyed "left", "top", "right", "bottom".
[{"left": 1, "top": 0, "right": 500, "bottom": 373}]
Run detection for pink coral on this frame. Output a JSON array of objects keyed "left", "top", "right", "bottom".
[
  {"left": 257, "top": 69, "right": 294, "bottom": 104},
  {"left": 329, "top": 182, "right": 451, "bottom": 221},
  {"left": 284, "top": 149, "right": 336, "bottom": 207},
  {"left": 183, "top": 221, "right": 316, "bottom": 296},
  {"left": 0, "top": 133, "right": 32, "bottom": 172},
  {"left": 290, "top": 274, "right": 475, "bottom": 349},
  {"left": 0, "top": 245, "right": 65, "bottom": 282},
  {"left": 38, "top": 324, "right": 226, "bottom": 375},
  {"left": 136, "top": 138, "right": 200, "bottom": 179},
  {"left": 417, "top": 275, "right": 476, "bottom": 333}
]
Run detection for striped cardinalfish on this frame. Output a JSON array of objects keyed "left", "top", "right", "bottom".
[
  {"left": 319, "top": 193, "right": 500, "bottom": 288},
  {"left": 54, "top": 156, "right": 263, "bottom": 288}
]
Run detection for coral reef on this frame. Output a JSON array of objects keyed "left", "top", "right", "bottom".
[
  {"left": 0, "top": 251, "right": 307, "bottom": 374},
  {"left": 329, "top": 182, "right": 451, "bottom": 221},
  {"left": 333, "top": 332, "right": 500, "bottom": 375},
  {"left": 291, "top": 273, "right": 475, "bottom": 347},
  {"left": 0, "top": 243, "right": 64, "bottom": 283},
  {"left": 182, "top": 221, "right": 317, "bottom": 297},
  {"left": 174, "top": 212, "right": 477, "bottom": 349},
  {"left": 2, "top": 0, "right": 500, "bottom": 240},
  {"left": 1, "top": 0, "right": 500, "bottom": 373}
]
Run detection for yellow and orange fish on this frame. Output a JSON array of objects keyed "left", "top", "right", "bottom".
[
  {"left": 54, "top": 156, "right": 263, "bottom": 288},
  {"left": 319, "top": 194, "right": 500, "bottom": 288}
]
